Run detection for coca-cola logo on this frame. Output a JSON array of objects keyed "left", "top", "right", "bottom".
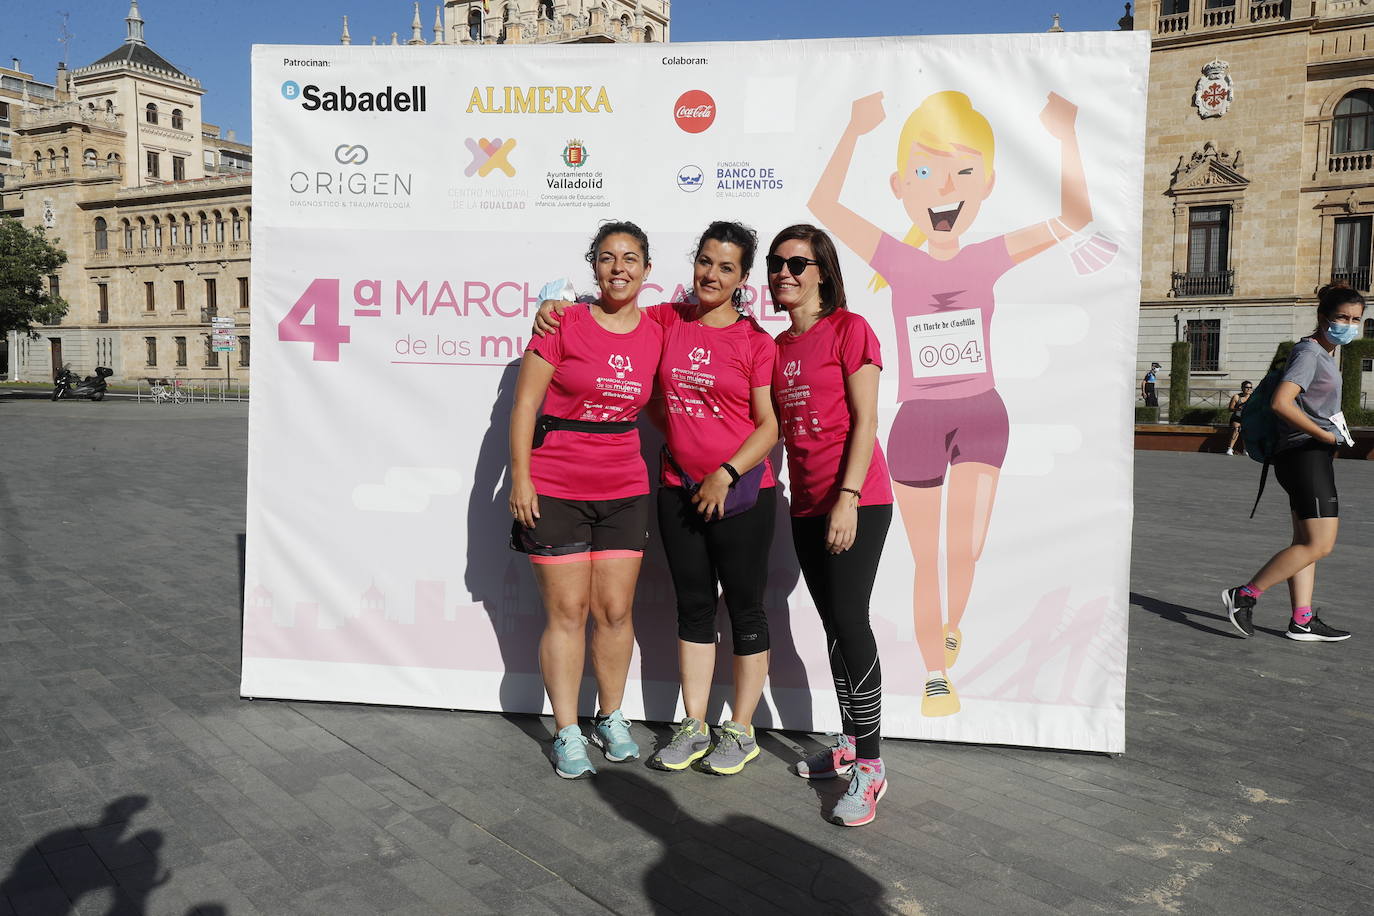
[{"left": 674, "top": 90, "right": 716, "bottom": 134}]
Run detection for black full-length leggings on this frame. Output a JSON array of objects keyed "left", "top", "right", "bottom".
[
  {"left": 656, "top": 486, "right": 776, "bottom": 655},
  {"left": 790, "top": 504, "right": 892, "bottom": 760}
]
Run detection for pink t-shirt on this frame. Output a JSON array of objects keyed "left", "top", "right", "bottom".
[
  {"left": 524, "top": 304, "right": 664, "bottom": 500},
  {"left": 870, "top": 233, "right": 1015, "bottom": 402},
  {"left": 652, "top": 304, "right": 777, "bottom": 489},
  {"left": 773, "top": 309, "right": 893, "bottom": 517}
]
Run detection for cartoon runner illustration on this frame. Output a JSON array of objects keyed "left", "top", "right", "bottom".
[{"left": 808, "top": 89, "right": 1092, "bottom": 716}]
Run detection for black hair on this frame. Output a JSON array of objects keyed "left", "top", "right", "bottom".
[
  {"left": 693, "top": 221, "right": 757, "bottom": 310},
  {"left": 585, "top": 220, "right": 650, "bottom": 267},
  {"left": 767, "top": 224, "right": 846, "bottom": 316}
]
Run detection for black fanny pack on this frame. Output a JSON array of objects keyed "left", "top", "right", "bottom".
[{"left": 533, "top": 414, "right": 636, "bottom": 448}]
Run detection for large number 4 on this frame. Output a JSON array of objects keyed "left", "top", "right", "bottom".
[
  {"left": 961, "top": 340, "right": 983, "bottom": 365},
  {"left": 278, "top": 278, "right": 351, "bottom": 362}
]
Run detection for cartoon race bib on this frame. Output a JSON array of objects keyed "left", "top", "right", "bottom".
[{"left": 905, "top": 308, "right": 988, "bottom": 380}]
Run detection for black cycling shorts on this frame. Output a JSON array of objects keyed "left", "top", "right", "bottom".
[
  {"left": 1273, "top": 441, "right": 1339, "bottom": 520},
  {"left": 510, "top": 493, "right": 649, "bottom": 563}
]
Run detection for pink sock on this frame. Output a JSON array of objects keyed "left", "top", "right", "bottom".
[
  {"left": 1292, "top": 606, "right": 1314, "bottom": 625},
  {"left": 1239, "top": 583, "right": 1263, "bottom": 599},
  {"left": 857, "top": 757, "right": 884, "bottom": 775}
]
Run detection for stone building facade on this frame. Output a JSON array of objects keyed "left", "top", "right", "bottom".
[
  {"left": 352, "top": 0, "right": 670, "bottom": 47},
  {"left": 1135, "top": 0, "right": 1374, "bottom": 405},
  {"left": 1, "top": 2, "right": 252, "bottom": 387}
]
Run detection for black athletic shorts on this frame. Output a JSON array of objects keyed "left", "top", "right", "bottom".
[
  {"left": 509, "top": 493, "right": 650, "bottom": 564},
  {"left": 1273, "top": 441, "right": 1339, "bottom": 520}
]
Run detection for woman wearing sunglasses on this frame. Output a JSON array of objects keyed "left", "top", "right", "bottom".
[
  {"left": 1222, "top": 282, "right": 1364, "bottom": 643},
  {"left": 1225, "top": 380, "right": 1253, "bottom": 456},
  {"left": 533, "top": 222, "right": 780, "bottom": 776},
  {"left": 768, "top": 224, "right": 893, "bottom": 827}
]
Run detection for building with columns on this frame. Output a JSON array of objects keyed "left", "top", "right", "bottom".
[
  {"left": 1134, "top": 0, "right": 1374, "bottom": 407},
  {"left": 347, "top": 0, "right": 670, "bottom": 47},
  {"left": 1, "top": 1, "right": 252, "bottom": 386}
]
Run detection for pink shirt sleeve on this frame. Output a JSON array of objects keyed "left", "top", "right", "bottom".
[
  {"left": 834, "top": 311, "right": 883, "bottom": 376},
  {"left": 526, "top": 303, "right": 581, "bottom": 365},
  {"left": 748, "top": 326, "right": 776, "bottom": 388}
]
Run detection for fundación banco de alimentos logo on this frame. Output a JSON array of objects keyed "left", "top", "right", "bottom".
[{"left": 676, "top": 165, "right": 703, "bottom": 192}]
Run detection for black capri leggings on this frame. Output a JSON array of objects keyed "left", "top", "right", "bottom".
[
  {"left": 656, "top": 486, "right": 776, "bottom": 655},
  {"left": 791, "top": 504, "right": 892, "bottom": 761},
  {"left": 1273, "top": 440, "right": 1339, "bottom": 519}
]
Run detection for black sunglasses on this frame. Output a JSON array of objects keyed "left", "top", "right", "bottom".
[{"left": 766, "top": 254, "right": 819, "bottom": 276}]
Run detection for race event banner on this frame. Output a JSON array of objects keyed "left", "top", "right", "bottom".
[{"left": 246, "top": 32, "right": 1148, "bottom": 752}]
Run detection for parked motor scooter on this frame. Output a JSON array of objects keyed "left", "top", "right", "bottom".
[{"left": 51, "top": 366, "right": 113, "bottom": 401}]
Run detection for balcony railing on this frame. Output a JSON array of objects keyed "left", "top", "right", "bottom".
[
  {"left": 1332, "top": 266, "right": 1370, "bottom": 291},
  {"left": 1250, "top": 0, "right": 1288, "bottom": 22},
  {"left": 1157, "top": 11, "right": 1190, "bottom": 33},
  {"left": 1172, "top": 270, "right": 1234, "bottom": 297},
  {"left": 1202, "top": 4, "right": 1236, "bottom": 27},
  {"left": 1329, "top": 151, "right": 1374, "bottom": 173}
]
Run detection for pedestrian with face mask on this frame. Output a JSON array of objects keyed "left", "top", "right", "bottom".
[{"left": 1222, "top": 282, "right": 1365, "bottom": 642}]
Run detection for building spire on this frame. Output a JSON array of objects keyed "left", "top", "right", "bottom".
[
  {"left": 126, "top": 0, "right": 147, "bottom": 45},
  {"left": 433, "top": 5, "right": 445, "bottom": 44},
  {"left": 409, "top": 2, "right": 425, "bottom": 44},
  {"left": 341, "top": 15, "right": 352, "bottom": 45},
  {"left": 1047, "top": 13, "right": 1064, "bottom": 32}
]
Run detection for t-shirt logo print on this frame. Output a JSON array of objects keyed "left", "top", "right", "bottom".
[
  {"left": 688, "top": 346, "right": 711, "bottom": 371},
  {"left": 608, "top": 354, "right": 633, "bottom": 379},
  {"left": 782, "top": 359, "right": 802, "bottom": 386}
]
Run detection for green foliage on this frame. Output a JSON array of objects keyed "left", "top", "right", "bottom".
[
  {"left": 1168, "top": 340, "right": 1190, "bottom": 424},
  {"left": 1345, "top": 407, "right": 1374, "bottom": 428},
  {"left": 1177, "top": 407, "right": 1231, "bottom": 425},
  {"left": 1339, "top": 338, "right": 1374, "bottom": 418},
  {"left": 0, "top": 218, "right": 69, "bottom": 337},
  {"left": 1268, "top": 339, "right": 1296, "bottom": 374},
  {"left": 1135, "top": 405, "right": 1160, "bottom": 423}
]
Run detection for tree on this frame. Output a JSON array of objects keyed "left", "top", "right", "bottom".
[{"left": 0, "top": 218, "right": 69, "bottom": 337}]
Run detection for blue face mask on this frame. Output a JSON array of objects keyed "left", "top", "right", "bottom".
[{"left": 1326, "top": 322, "right": 1359, "bottom": 346}]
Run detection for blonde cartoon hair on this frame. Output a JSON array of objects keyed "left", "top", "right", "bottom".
[{"left": 872, "top": 91, "right": 996, "bottom": 292}]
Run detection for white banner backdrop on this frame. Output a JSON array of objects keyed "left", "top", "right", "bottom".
[{"left": 245, "top": 32, "right": 1148, "bottom": 752}]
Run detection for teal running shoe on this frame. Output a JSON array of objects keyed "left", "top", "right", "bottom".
[
  {"left": 552, "top": 724, "right": 596, "bottom": 779},
  {"left": 647, "top": 717, "right": 713, "bottom": 771},
  {"left": 699, "top": 721, "right": 759, "bottom": 775},
  {"left": 830, "top": 761, "right": 887, "bottom": 827},
  {"left": 590, "top": 708, "right": 640, "bottom": 762}
]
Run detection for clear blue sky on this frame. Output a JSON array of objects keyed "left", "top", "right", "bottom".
[{"left": 6, "top": 1, "right": 1131, "bottom": 144}]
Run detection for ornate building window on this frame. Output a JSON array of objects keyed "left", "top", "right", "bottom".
[
  {"left": 175, "top": 279, "right": 185, "bottom": 311},
  {"left": 172, "top": 156, "right": 185, "bottom": 181},
  {"left": 98, "top": 284, "right": 109, "bottom": 324},
  {"left": 171, "top": 108, "right": 184, "bottom": 130},
  {"left": 1186, "top": 206, "right": 1231, "bottom": 283},
  {"left": 1333, "top": 216, "right": 1372, "bottom": 291},
  {"left": 145, "top": 102, "right": 158, "bottom": 125},
  {"left": 152, "top": 216, "right": 162, "bottom": 248},
  {"left": 145, "top": 281, "right": 156, "bottom": 312},
  {"left": 138, "top": 218, "right": 149, "bottom": 248},
  {"left": 1332, "top": 90, "right": 1374, "bottom": 155},
  {"left": 94, "top": 217, "right": 108, "bottom": 251},
  {"left": 1186, "top": 319, "right": 1222, "bottom": 372},
  {"left": 213, "top": 210, "right": 225, "bottom": 243},
  {"left": 1167, "top": 143, "right": 1244, "bottom": 298},
  {"left": 468, "top": 8, "right": 482, "bottom": 41},
  {"left": 146, "top": 150, "right": 160, "bottom": 178},
  {"left": 231, "top": 209, "right": 242, "bottom": 241},
  {"left": 145, "top": 336, "right": 157, "bottom": 366},
  {"left": 198, "top": 212, "right": 209, "bottom": 243},
  {"left": 122, "top": 219, "right": 133, "bottom": 250},
  {"left": 83, "top": 148, "right": 97, "bottom": 166},
  {"left": 175, "top": 336, "right": 188, "bottom": 367}
]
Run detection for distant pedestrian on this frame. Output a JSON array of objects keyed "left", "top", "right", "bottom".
[
  {"left": 1142, "top": 362, "right": 1160, "bottom": 408},
  {"left": 1221, "top": 282, "right": 1363, "bottom": 642},
  {"left": 1225, "top": 380, "right": 1253, "bottom": 455}
]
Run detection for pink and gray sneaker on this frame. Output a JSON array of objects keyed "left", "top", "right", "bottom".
[
  {"left": 830, "top": 762, "right": 887, "bottom": 827},
  {"left": 793, "top": 734, "right": 856, "bottom": 779}
]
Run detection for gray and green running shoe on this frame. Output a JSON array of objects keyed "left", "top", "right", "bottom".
[
  {"left": 647, "top": 717, "right": 712, "bottom": 771},
  {"left": 551, "top": 724, "right": 596, "bottom": 779},
  {"left": 699, "top": 721, "right": 759, "bottom": 775}
]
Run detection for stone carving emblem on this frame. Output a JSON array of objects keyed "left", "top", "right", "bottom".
[{"left": 1194, "top": 58, "right": 1234, "bottom": 119}]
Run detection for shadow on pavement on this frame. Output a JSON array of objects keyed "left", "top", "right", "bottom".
[
  {"left": 1130, "top": 591, "right": 1237, "bottom": 638},
  {"left": 592, "top": 769, "right": 886, "bottom": 914}
]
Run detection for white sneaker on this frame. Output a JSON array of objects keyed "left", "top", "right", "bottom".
[{"left": 1225, "top": 449, "right": 1233, "bottom": 455}]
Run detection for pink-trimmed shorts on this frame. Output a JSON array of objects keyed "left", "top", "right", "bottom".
[
  {"left": 509, "top": 493, "right": 649, "bottom": 564},
  {"left": 886, "top": 389, "right": 1009, "bottom": 488}
]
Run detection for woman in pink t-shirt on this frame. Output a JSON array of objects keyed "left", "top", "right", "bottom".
[
  {"left": 534, "top": 222, "right": 781, "bottom": 777},
  {"left": 508, "top": 221, "right": 663, "bottom": 780},
  {"left": 769, "top": 223, "right": 894, "bottom": 828},
  {"left": 809, "top": 89, "right": 1093, "bottom": 718}
]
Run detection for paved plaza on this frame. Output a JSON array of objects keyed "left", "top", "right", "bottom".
[{"left": 0, "top": 397, "right": 1371, "bottom": 915}]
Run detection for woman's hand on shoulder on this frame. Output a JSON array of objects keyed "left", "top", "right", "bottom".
[{"left": 532, "top": 300, "right": 569, "bottom": 337}]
